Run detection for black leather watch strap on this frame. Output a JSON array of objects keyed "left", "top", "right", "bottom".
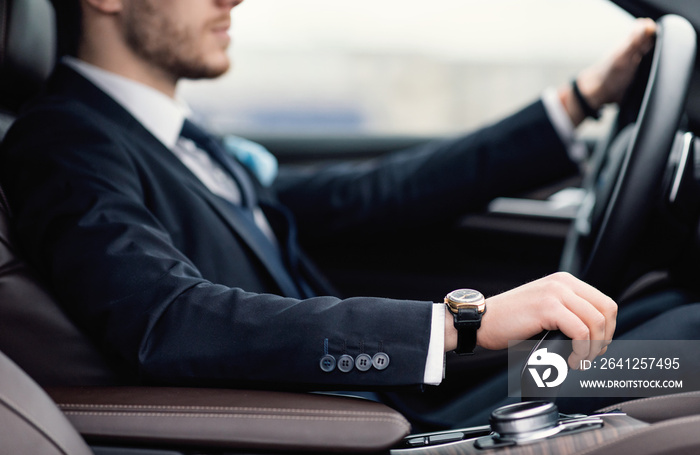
[
  {"left": 571, "top": 79, "right": 601, "bottom": 120},
  {"left": 453, "top": 308, "right": 482, "bottom": 355}
]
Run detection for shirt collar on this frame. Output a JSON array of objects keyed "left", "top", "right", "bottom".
[{"left": 62, "top": 56, "right": 190, "bottom": 149}]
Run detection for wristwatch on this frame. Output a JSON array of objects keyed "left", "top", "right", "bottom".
[{"left": 445, "top": 289, "right": 486, "bottom": 355}]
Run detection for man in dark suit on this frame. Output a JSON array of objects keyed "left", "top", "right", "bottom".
[{"left": 0, "top": 0, "right": 651, "bottom": 427}]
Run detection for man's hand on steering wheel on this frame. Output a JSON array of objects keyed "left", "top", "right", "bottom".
[{"left": 559, "top": 18, "right": 657, "bottom": 127}]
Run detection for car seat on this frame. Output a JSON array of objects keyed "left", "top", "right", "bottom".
[
  {"left": 0, "top": 348, "right": 93, "bottom": 454},
  {"left": 0, "top": 0, "right": 125, "bottom": 387}
]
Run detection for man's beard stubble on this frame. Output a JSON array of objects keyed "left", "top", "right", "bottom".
[{"left": 122, "top": 0, "right": 230, "bottom": 81}]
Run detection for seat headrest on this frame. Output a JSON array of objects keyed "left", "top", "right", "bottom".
[{"left": 0, "top": 0, "right": 56, "bottom": 112}]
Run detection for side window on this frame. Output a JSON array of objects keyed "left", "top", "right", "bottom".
[{"left": 180, "top": 0, "right": 633, "bottom": 137}]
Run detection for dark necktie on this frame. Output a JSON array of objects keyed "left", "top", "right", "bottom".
[
  {"left": 180, "top": 119, "right": 256, "bottom": 207},
  {"left": 179, "top": 119, "right": 305, "bottom": 298}
]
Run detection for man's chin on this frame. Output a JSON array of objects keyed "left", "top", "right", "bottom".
[{"left": 180, "top": 61, "right": 231, "bottom": 81}]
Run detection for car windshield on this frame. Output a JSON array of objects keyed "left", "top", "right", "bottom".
[{"left": 180, "top": 0, "right": 634, "bottom": 138}]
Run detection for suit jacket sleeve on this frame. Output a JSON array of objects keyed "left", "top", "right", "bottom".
[
  {"left": 0, "top": 101, "right": 434, "bottom": 389},
  {"left": 275, "top": 100, "right": 578, "bottom": 239}
]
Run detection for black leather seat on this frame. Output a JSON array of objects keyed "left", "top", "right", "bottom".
[
  {"left": 0, "top": 0, "right": 123, "bottom": 387},
  {"left": 0, "top": 0, "right": 53, "bottom": 137},
  {"left": 0, "top": 3, "right": 112, "bottom": 451}
]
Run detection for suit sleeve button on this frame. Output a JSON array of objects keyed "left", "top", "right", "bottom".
[
  {"left": 372, "top": 352, "right": 390, "bottom": 370},
  {"left": 355, "top": 353, "right": 372, "bottom": 371},
  {"left": 337, "top": 354, "right": 355, "bottom": 372},
  {"left": 320, "top": 354, "right": 336, "bottom": 372}
]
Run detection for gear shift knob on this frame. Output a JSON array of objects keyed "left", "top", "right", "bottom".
[{"left": 490, "top": 401, "right": 559, "bottom": 440}]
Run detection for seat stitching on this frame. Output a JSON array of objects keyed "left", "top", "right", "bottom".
[
  {"left": 62, "top": 410, "right": 411, "bottom": 431},
  {"left": 58, "top": 403, "right": 399, "bottom": 417},
  {"left": 63, "top": 410, "right": 406, "bottom": 423}
]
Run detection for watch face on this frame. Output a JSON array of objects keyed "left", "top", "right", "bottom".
[{"left": 445, "top": 289, "right": 485, "bottom": 312}]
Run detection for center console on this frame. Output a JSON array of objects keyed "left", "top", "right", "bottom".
[{"left": 393, "top": 400, "right": 648, "bottom": 455}]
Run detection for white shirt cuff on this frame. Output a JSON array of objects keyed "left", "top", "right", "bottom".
[
  {"left": 541, "top": 88, "right": 587, "bottom": 163},
  {"left": 424, "top": 303, "right": 446, "bottom": 385}
]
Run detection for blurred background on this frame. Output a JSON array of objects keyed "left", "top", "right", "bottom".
[{"left": 179, "top": 0, "right": 634, "bottom": 138}]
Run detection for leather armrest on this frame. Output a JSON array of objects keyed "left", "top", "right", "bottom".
[
  {"left": 596, "top": 391, "right": 700, "bottom": 424},
  {"left": 46, "top": 386, "right": 411, "bottom": 453}
]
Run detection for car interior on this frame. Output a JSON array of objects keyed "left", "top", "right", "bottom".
[{"left": 5, "top": 0, "right": 700, "bottom": 454}]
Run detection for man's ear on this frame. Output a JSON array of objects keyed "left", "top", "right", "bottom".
[{"left": 83, "top": 0, "right": 123, "bottom": 14}]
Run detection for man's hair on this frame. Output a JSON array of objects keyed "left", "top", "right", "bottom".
[{"left": 50, "top": 0, "right": 82, "bottom": 57}]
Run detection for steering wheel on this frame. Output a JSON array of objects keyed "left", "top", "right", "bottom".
[{"left": 559, "top": 15, "right": 697, "bottom": 298}]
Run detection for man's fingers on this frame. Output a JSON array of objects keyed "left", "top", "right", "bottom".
[
  {"left": 629, "top": 18, "right": 656, "bottom": 46},
  {"left": 536, "top": 273, "right": 616, "bottom": 368},
  {"left": 544, "top": 273, "right": 617, "bottom": 337},
  {"left": 619, "top": 18, "right": 656, "bottom": 66},
  {"left": 561, "top": 291, "right": 608, "bottom": 342},
  {"left": 552, "top": 272, "right": 617, "bottom": 342},
  {"left": 635, "top": 18, "right": 657, "bottom": 50},
  {"left": 576, "top": 17, "right": 658, "bottom": 108},
  {"left": 475, "top": 273, "right": 617, "bottom": 355},
  {"left": 569, "top": 339, "right": 591, "bottom": 370},
  {"left": 569, "top": 339, "right": 610, "bottom": 370}
]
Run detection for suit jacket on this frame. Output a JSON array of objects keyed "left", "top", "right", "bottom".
[{"left": 0, "top": 64, "right": 577, "bottom": 389}]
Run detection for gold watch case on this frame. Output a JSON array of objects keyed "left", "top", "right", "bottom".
[{"left": 445, "top": 289, "right": 486, "bottom": 313}]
